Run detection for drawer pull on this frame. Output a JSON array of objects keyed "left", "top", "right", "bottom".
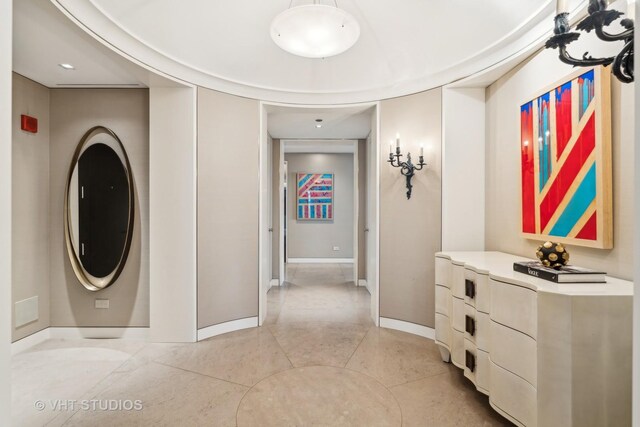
[
  {"left": 465, "top": 350, "right": 476, "bottom": 372},
  {"left": 465, "top": 315, "right": 476, "bottom": 336},
  {"left": 465, "top": 279, "right": 476, "bottom": 299}
]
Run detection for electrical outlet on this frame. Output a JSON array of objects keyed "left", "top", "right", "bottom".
[
  {"left": 95, "top": 299, "right": 110, "bottom": 309},
  {"left": 333, "top": 246, "right": 340, "bottom": 251}
]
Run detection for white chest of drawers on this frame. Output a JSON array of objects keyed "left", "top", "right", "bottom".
[{"left": 435, "top": 251, "right": 633, "bottom": 427}]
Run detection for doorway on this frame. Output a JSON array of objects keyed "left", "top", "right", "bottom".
[
  {"left": 259, "top": 103, "right": 380, "bottom": 326},
  {"left": 280, "top": 140, "right": 359, "bottom": 281}
]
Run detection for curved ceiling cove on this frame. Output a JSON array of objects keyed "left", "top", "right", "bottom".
[{"left": 53, "top": 0, "right": 584, "bottom": 103}]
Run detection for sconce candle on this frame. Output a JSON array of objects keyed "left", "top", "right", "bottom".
[
  {"left": 388, "top": 139, "right": 427, "bottom": 200},
  {"left": 556, "top": 0, "right": 569, "bottom": 14}
]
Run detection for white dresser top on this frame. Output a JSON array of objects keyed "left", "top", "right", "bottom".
[{"left": 436, "top": 251, "right": 633, "bottom": 296}]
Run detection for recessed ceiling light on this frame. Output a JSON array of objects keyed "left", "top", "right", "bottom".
[
  {"left": 316, "top": 124, "right": 322, "bottom": 128},
  {"left": 58, "top": 63, "right": 75, "bottom": 70}
]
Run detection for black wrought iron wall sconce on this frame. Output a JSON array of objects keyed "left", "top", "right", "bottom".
[
  {"left": 388, "top": 134, "right": 426, "bottom": 200},
  {"left": 545, "top": 0, "right": 634, "bottom": 83}
]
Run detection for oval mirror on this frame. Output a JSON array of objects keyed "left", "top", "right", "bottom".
[{"left": 64, "top": 126, "right": 135, "bottom": 291}]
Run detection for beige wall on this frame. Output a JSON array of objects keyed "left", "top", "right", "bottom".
[
  {"left": 49, "top": 88, "right": 149, "bottom": 327},
  {"left": 286, "top": 153, "right": 354, "bottom": 259},
  {"left": 197, "top": 88, "right": 260, "bottom": 329},
  {"left": 358, "top": 139, "right": 367, "bottom": 280},
  {"left": 485, "top": 51, "right": 635, "bottom": 280},
  {"left": 380, "top": 88, "right": 443, "bottom": 328},
  {"left": 12, "top": 73, "right": 50, "bottom": 341}
]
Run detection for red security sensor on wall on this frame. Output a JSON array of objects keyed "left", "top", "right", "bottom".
[{"left": 21, "top": 114, "right": 38, "bottom": 133}]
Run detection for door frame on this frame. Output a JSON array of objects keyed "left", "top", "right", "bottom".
[
  {"left": 258, "top": 101, "right": 380, "bottom": 326},
  {"left": 280, "top": 139, "right": 359, "bottom": 282}
]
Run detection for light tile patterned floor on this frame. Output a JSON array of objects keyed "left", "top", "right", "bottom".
[{"left": 12, "top": 264, "right": 511, "bottom": 426}]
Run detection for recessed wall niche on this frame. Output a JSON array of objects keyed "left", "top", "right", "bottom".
[{"left": 49, "top": 88, "right": 149, "bottom": 328}]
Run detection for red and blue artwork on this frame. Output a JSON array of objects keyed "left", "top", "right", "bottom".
[
  {"left": 520, "top": 67, "right": 612, "bottom": 248},
  {"left": 297, "top": 173, "right": 333, "bottom": 220}
]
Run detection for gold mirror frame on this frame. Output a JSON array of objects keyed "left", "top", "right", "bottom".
[{"left": 63, "top": 126, "right": 135, "bottom": 291}]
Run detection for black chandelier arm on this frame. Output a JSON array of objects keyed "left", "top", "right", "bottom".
[
  {"left": 400, "top": 164, "right": 414, "bottom": 177},
  {"left": 413, "top": 160, "right": 426, "bottom": 171},
  {"left": 557, "top": 44, "right": 615, "bottom": 67},
  {"left": 577, "top": 9, "right": 626, "bottom": 36},
  {"left": 612, "top": 39, "right": 634, "bottom": 83},
  {"left": 388, "top": 152, "right": 404, "bottom": 168},
  {"left": 593, "top": 22, "right": 633, "bottom": 43}
]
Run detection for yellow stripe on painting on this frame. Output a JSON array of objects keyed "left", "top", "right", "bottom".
[
  {"left": 567, "top": 200, "right": 596, "bottom": 238},
  {"left": 571, "top": 78, "right": 579, "bottom": 132},
  {"left": 542, "top": 152, "right": 596, "bottom": 235},
  {"left": 538, "top": 99, "right": 595, "bottom": 202}
]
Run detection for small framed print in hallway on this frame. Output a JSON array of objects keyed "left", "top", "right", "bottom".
[{"left": 296, "top": 173, "right": 334, "bottom": 220}]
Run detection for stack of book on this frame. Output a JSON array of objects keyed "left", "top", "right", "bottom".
[{"left": 513, "top": 261, "right": 606, "bottom": 283}]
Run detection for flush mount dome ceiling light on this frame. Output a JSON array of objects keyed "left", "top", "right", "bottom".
[{"left": 271, "top": 2, "right": 360, "bottom": 59}]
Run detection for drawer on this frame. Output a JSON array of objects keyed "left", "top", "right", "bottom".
[
  {"left": 435, "top": 285, "right": 451, "bottom": 316},
  {"left": 490, "top": 320, "right": 537, "bottom": 387},
  {"left": 451, "top": 329, "right": 464, "bottom": 369},
  {"left": 452, "top": 296, "right": 465, "bottom": 332},
  {"left": 451, "top": 263, "right": 465, "bottom": 299},
  {"left": 435, "top": 256, "right": 451, "bottom": 288},
  {"left": 463, "top": 269, "right": 490, "bottom": 312},
  {"left": 490, "top": 279, "right": 537, "bottom": 339},
  {"left": 490, "top": 361, "right": 537, "bottom": 427},
  {"left": 435, "top": 313, "right": 451, "bottom": 348},
  {"left": 463, "top": 340, "right": 490, "bottom": 394},
  {"left": 475, "top": 273, "right": 490, "bottom": 313},
  {"left": 464, "top": 305, "right": 489, "bottom": 352}
]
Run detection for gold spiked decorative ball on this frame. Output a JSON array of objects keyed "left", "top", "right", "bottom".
[{"left": 536, "top": 241, "right": 570, "bottom": 270}]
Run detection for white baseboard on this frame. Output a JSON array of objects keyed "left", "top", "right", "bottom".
[
  {"left": 49, "top": 327, "right": 150, "bottom": 340},
  {"left": 11, "top": 327, "right": 150, "bottom": 354},
  {"left": 11, "top": 328, "right": 51, "bottom": 355},
  {"left": 380, "top": 317, "right": 435, "bottom": 340},
  {"left": 197, "top": 317, "right": 258, "bottom": 341},
  {"left": 269, "top": 279, "right": 278, "bottom": 289},
  {"left": 358, "top": 279, "right": 373, "bottom": 295},
  {"left": 288, "top": 258, "right": 354, "bottom": 264}
]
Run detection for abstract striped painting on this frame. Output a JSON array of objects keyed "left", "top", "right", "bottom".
[
  {"left": 297, "top": 173, "right": 334, "bottom": 220},
  {"left": 520, "top": 66, "right": 612, "bottom": 249}
]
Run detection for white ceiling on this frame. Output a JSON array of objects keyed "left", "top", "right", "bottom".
[
  {"left": 267, "top": 104, "right": 373, "bottom": 139},
  {"left": 53, "top": 0, "right": 587, "bottom": 103},
  {"left": 13, "top": 0, "right": 150, "bottom": 87}
]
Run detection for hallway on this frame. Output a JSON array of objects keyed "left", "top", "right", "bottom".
[
  {"left": 12, "top": 264, "right": 509, "bottom": 426},
  {"left": 265, "top": 263, "right": 371, "bottom": 325}
]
